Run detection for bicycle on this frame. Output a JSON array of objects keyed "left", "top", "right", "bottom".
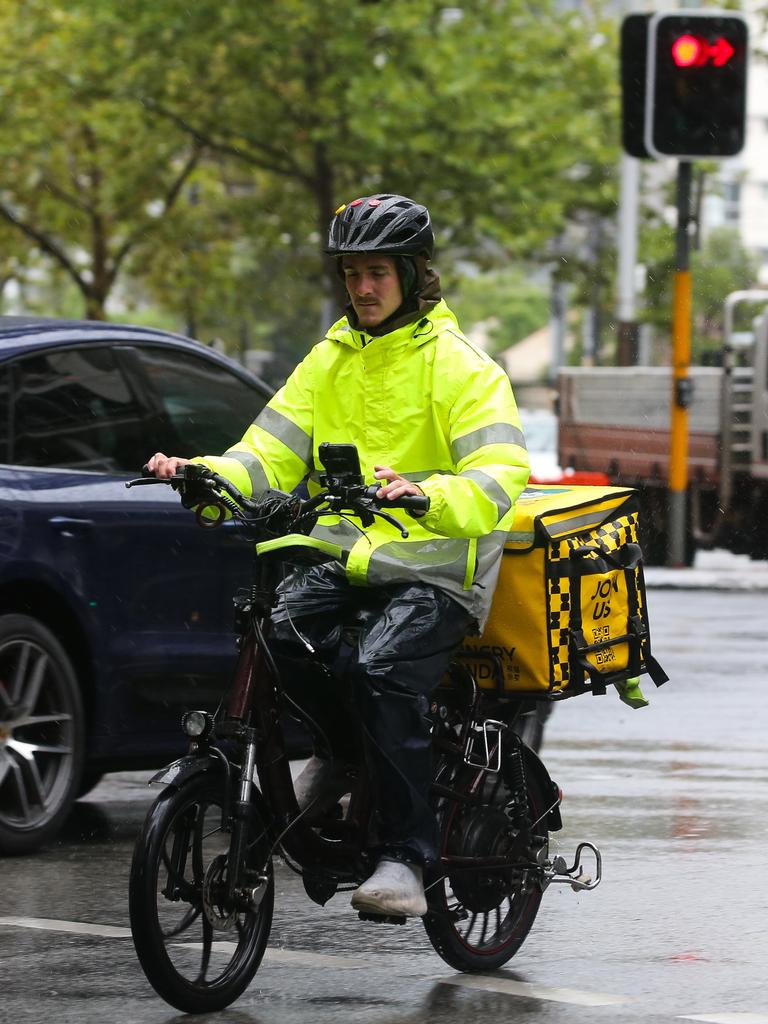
[{"left": 126, "top": 448, "right": 601, "bottom": 1014}]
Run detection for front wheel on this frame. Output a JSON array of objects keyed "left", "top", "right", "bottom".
[
  {"left": 423, "top": 753, "right": 550, "bottom": 972},
  {"left": 129, "top": 774, "right": 274, "bottom": 1014}
]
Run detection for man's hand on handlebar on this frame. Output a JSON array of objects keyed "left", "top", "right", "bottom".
[
  {"left": 146, "top": 452, "right": 193, "bottom": 479},
  {"left": 373, "top": 466, "right": 425, "bottom": 502}
]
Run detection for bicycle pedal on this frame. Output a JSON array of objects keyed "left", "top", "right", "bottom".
[{"left": 357, "top": 911, "right": 407, "bottom": 926}]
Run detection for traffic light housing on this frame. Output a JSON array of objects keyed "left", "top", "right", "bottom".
[
  {"left": 621, "top": 10, "right": 748, "bottom": 160},
  {"left": 621, "top": 14, "right": 651, "bottom": 159},
  {"left": 647, "top": 12, "right": 748, "bottom": 159}
]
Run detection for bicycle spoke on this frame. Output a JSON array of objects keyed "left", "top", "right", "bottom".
[
  {"left": 162, "top": 903, "right": 202, "bottom": 939},
  {"left": 192, "top": 804, "right": 208, "bottom": 885},
  {"left": 196, "top": 916, "right": 214, "bottom": 984}
]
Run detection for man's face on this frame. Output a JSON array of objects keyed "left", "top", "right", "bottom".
[{"left": 342, "top": 253, "right": 403, "bottom": 329}]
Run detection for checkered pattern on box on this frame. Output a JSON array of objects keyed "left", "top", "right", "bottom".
[{"left": 546, "top": 512, "right": 640, "bottom": 689}]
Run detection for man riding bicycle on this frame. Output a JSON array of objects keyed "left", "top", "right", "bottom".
[{"left": 148, "top": 193, "right": 530, "bottom": 918}]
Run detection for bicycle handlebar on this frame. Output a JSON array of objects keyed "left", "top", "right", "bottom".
[{"left": 126, "top": 463, "right": 430, "bottom": 538}]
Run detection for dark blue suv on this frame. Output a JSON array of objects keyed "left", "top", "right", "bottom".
[{"left": 0, "top": 317, "right": 276, "bottom": 853}]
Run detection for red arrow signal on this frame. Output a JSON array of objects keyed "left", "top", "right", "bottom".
[
  {"left": 671, "top": 34, "right": 736, "bottom": 68},
  {"left": 710, "top": 37, "right": 735, "bottom": 66}
]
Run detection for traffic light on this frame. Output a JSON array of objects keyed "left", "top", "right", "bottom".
[
  {"left": 645, "top": 11, "right": 748, "bottom": 159},
  {"left": 621, "top": 13, "right": 651, "bottom": 159}
]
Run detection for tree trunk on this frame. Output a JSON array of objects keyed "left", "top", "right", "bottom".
[{"left": 312, "top": 143, "right": 346, "bottom": 331}]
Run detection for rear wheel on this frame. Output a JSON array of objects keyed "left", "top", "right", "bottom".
[
  {"left": 0, "top": 614, "right": 84, "bottom": 854},
  {"left": 423, "top": 752, "right": 550, "bottom": 971},
  {"left": 129, "top": 774, "right": 273, "bottom": 1014}
]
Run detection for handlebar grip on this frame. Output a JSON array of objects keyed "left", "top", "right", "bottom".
[
  {"left": 391, "top": 494, "right": 430, "bottom": 517},
  {"left": 372, "top": 487, "right": 434, "bottom": 516}
]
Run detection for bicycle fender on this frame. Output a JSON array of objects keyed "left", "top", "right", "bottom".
[
  {"left": 148, "top": 754, "right": 273, "bottom": 829},
  {"left": 149, "top": 753, "right": 225, "bottom": 788},
  {"left": 521, "top": 744, "right": 563, "bottom": 832}
]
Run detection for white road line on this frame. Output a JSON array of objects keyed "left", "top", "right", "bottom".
[
  {"left": 437, "top": 974, "right": 631, "bottom": 1007},
  {"left": 172, "top": 942, "right": 375, "bottom": 969},
  {"left": 0, "top": 916, "right": 131, "bottom": 938},
  {"left": 3, "top": 917, "right": 761, "bottom": 1020},
  {"left": 678, "top": 1016, "right": 768, "bottom": 1023},
  {"left": 0, "top": 917, "right": 374, "bottom": 969}
]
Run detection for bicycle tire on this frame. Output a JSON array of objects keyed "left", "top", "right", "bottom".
[
  {"left": 129, "top": 773, "right": 273, "bottom": 1014},
  {"left": 422, "top": 755, "right": 549, "bottom": 972}
]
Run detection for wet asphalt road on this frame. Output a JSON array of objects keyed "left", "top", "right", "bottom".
[{"left": 1, "top": 587, "right": 767, "bottom": 1024}]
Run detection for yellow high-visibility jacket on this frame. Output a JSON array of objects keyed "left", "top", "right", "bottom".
[{"left": 195, "top": 300, "right": 529, "bottom": 628}]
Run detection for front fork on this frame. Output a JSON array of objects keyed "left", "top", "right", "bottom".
[{"left": 224, "top": 732, "right": 270, "bottom": 910}]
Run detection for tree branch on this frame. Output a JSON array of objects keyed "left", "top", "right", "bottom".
[
  {"left": 137, "top": 95, "right": 313, "bottom": 185},
  {"left": 39, "top": 178, "right": 93, "bottom": 215},
  {"left": 111, "top": 142, "right": 202, "bottom": 275},
  {"left": 0, "top": 202, "right": 88, "bottom": 295}
]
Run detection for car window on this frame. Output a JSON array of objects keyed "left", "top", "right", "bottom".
[
  {"left": 11, "top": 347, "right": 148, "bottom": 473},
  {"left": 130, "top": 346, "right": 267, "bottom": 456}
]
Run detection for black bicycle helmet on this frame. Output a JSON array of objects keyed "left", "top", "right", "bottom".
[{"left": 326, "top": 193, "right": 434, "bottom": 259}]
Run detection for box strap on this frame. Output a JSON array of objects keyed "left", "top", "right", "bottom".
[
  {"left": 567, "top": 541, "right": 655, "bottom": 694},
  {"left": 628, "top": 562, "right": 668, "bottom": 688}
]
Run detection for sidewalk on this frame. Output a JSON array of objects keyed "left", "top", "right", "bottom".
[{"left": 644, "top": 548, "right": 768, "bottom": 591}]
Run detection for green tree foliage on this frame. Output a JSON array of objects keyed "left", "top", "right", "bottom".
[
  {"left": 449, "top": 267, "right": 549, "bottom": 355},
  {"left": 0, "top": 0, "right": 618, "bottom": 350},
  {"left": 0, "top": 2, "right": 203, "bottom": 319},
  {"left": 641, "top": 224, "right": 758, "bottom": 361}
]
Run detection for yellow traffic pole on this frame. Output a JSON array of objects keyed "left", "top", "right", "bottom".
[{"left": 667, "top": 160, "right": 693, "bottom": 566}]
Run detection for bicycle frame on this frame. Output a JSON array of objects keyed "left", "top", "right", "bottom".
[
  {"left": 204, "top": 550, "right": 369, "bottom": 891},
  {"left": 133, "top": 465, "right": 598, "bottom": 909}
]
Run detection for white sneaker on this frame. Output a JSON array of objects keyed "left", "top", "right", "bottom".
[
  {"left": 293, "top": 756, "right": 354, "bottom": 822},
  {"left": 351, "top": 858, "right": 427, "bottom": 918}
]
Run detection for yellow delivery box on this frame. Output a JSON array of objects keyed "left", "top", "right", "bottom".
[{"left": 462, "top": 484, "right": 667, "bottom": 696}]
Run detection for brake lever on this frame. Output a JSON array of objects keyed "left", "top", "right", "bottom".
[
  {"left": 125, "top": 476, "right": 170, "bottom": 489},
  {"left": 352, "top": 500, "right": 408, "bottom": 538},
  {"left": 373, "top": 507, "right": 409, "bottom": 538}
]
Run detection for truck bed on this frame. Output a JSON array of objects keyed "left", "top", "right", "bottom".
[{"left": 558, "top": 367, "right": 723, "bottom": 483}]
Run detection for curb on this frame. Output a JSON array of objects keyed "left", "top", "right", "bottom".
[
  {"left": 644, "top": 572, "right": 768, "bottom": 592},
  {"left": 643, "top": 550, "right": 768, "bottom": 592}
]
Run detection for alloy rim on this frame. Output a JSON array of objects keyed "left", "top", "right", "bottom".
[{"left": 0, "top": 638, "right": 74, "bottom": 831}]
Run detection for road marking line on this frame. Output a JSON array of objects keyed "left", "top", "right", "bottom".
[
  {"left": 0, "top": 918, "right": 374, "bottom": 969},
  {"left": 0, "top": 916, "right": 131, "bottom": 938},
  {"left": 437, "top": 974, "right": 631, "bottom": 1006},
  {"left": 678, "top": 1016, "right": 768, "bottom": 1023},
  {"left": 172, "top": 942, "right": 375, "bottom": 969}
]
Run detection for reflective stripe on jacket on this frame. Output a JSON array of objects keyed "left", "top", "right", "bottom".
[{"left": 195, "top": 299, "right": 529, "bottom": 628}]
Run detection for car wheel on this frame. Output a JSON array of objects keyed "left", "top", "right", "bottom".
[{"left": 0, "top": 614, "right": 84, "bottom": 854}]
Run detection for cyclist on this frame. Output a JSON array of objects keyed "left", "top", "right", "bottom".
[{"left": 147, "top": 193, "right": 530, "bottom": 918}]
